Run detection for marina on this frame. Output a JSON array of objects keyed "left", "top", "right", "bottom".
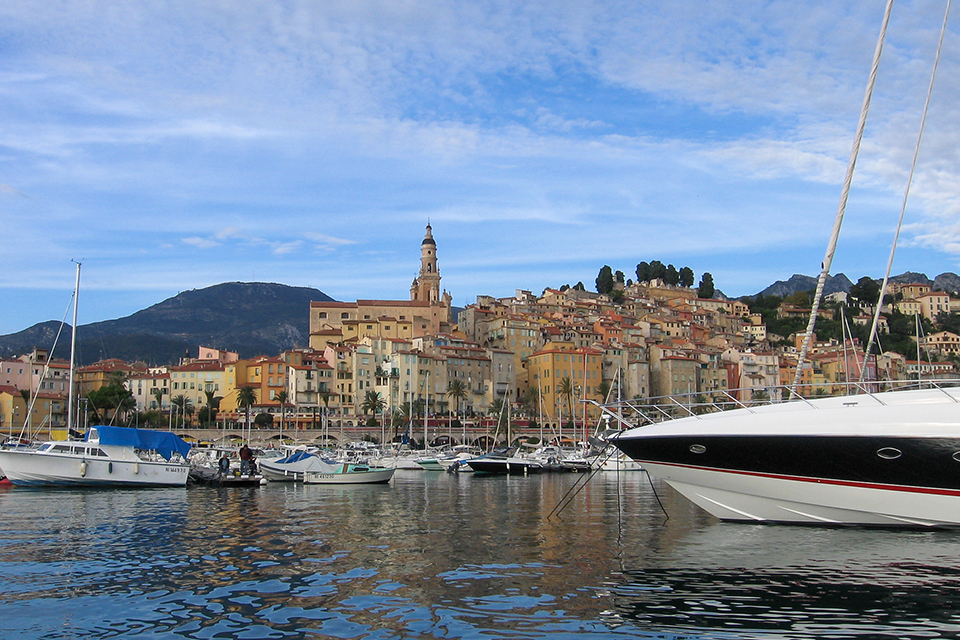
[{"left": 2, "top": 470, "right": 960, "bottom": 638}]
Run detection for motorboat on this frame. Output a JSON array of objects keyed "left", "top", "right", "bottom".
[
  {"left": 259, "top": 448, "right": 325, "bottom": 482},
  {"left": 466, "top": 447, "right": 543, "bottom": 475},
  {"left": 261, "top": 448, "right": 395, "bottom": 484},
  {"left": 416, "top": 445, "right": 480, "bottom": 471},
  {"left": 303, "top": 461, "right": 396, "bottom": 484},
  {"left": 610, "top": 384, "right": 960, "bottom": 526},
  {"left": 0, "top": 425, "right": 191, "bottom": 487}
]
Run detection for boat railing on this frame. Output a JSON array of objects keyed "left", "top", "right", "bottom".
[{"left": 592, "top": 378, "right": 960, "bottom": 431}]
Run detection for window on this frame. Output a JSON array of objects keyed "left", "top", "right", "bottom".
[
  {"left": 319, "top": 312, "right": 327, "bottom": 319},
  {"left": 341, "top": 312, "right": 349, "bottom": 319}
]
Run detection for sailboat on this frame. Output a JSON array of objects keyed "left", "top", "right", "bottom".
[
  {"left": 609, "top": 2, "right": 960, "bottom": 526},
  {"left": 0, "top": 263, "right": 192, "bottom": 487}
]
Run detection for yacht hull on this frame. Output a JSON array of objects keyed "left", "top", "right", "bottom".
[{"left": 613, "top": 387, "right": 960, "bottom": 526}]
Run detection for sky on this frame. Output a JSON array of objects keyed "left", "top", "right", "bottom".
[{"left": 3, "top": 0, "right": 960, "bottom": 335}]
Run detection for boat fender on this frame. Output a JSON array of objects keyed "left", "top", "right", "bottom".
[
  {"left": 80, "top": 461, "right": 87, "bottom": 477},
  {"left": 108, "top": 462, "right": 113, "bottom": 474},
  {"left": 134, "top": 462, "right": 139, "bottom": 474}
]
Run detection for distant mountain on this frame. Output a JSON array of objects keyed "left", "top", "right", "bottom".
[
  {"left": 934, "top": 273, "right": 960, "bottom": 295},
  {"left": 0, "top": 282, "right": 334, "bottom": 366},
  {"left": 754, "top": 271, "right": 960, "bottom": 299},
  {"left": 757, "top": 273, "right": 854, "bottom": 298}
]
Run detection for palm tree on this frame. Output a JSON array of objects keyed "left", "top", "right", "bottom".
[
  {"left": 18, "top": 389, "right": 30, "bottom": 431},
  {"left": 170, "top": 395, "right": 193, "bottom": 428},
  {"left": 317, "top": 389, "right": 333, "bottom": 443},
  {"left": 151, "top": 387, "right": 166, "bottom": 411},
  {"left": 597, "top": 379, "right": 612, "bottom": 403},
  {"left": 202, "top": 389, "right": 221, "bottom": 427},
  {"left": 360, "top": 390, "right": 386, "bottom": 426},
  {"left": 446, "top": 379, "right": 467, "bottom": 442},
  {"left": 558, "top": 376, "right": 574, "bottom": 425},
  {"left": 275, "top": 390, "right": 289, "bottom": 439},
  {"left": 236, "top": 386, "right": 257, "bottom": 440}
]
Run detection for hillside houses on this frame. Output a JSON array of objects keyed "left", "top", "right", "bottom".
[{"left": 4, "top": 225, "right": 960, "bottom": 442}]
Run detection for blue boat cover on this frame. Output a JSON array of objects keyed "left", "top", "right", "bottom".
[
  {"left": 276, "top": 450, "right": 316, "bottom": 464},
  {"left": 85, "top": 425, "right": 192, "bottom": 461}
]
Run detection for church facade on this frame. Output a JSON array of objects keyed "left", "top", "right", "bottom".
[{"left": 309, "top": 224, "right": 453, "bottom": 350}]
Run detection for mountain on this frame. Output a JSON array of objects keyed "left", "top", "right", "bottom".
[
  {"left": 0, "top": 282, "right": 334, "bottom": 366},
  {"left": 754, "top": 271, "right": 960, "bottom": 299},
  {"left": 757, "top": 273, "right": 854, "bottom": 298}
]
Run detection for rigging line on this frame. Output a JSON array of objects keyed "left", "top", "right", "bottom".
[
  {"left": 862, "top": 0, "right": 953, "bottom": 382},
  {"left": 791, "top": 0, "right": 895, "bottom": 394},
  {"left": 644, "top": 468, "right": 670, "bottom": 521},
  {"left": 546, "top": 447, "right": 616, "bottom": 521},
  {"left": 20, "top": 289, "right": 76, "bottom": 439}
]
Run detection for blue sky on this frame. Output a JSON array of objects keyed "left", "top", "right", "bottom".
[{"left": 3, "top": 0, "right": 960, "bottom": 335}]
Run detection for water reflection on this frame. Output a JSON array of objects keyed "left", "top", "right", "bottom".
[{"left": 1, "top": 473, "right": 960, "bottom": 638}]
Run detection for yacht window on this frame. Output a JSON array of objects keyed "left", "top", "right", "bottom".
[
  {"left": 94, "top": 448, "right": 108, "bottom": 457},
  {"left": 52, "top": 444, "right": 71, "bottom": 453},
  {"left": 39, "top": 443, "right": 53, "bottom": 452}
]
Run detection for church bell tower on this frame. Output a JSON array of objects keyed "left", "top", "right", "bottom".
[{"left": 411, "top": 223, "right": 442, "bottom": 303}]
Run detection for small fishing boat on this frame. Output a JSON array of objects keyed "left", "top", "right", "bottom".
[{"left": 303, "top": 461, "right": 395, "bottom": 484}]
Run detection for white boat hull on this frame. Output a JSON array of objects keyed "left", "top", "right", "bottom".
[
  {"left": 614, "top": 386, "right": 960, "bottom": 527},
  {"left": 0, "top": 450, "right": 189, "bottom": 487},
  {"left": 647, "top": 461, "right": 960, "bottom": 526},
  {"left": 303, "top": 466, "right": 395, "bottom": 484}
]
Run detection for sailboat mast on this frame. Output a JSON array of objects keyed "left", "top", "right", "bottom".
[
  {"left": 791, "top": 0, "right": 894, "bottom": 394},
  {"left": 67, "top": 261, "right": 81, "bottom": 435}
]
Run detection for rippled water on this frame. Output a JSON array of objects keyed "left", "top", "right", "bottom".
[{"left": 2, "top": 471, "right": 960, "bottom": 638}]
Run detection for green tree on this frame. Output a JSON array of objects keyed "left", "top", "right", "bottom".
[
  {"left": 698, "top": 272, "right": 715, "bottom": 299},
  {"left": 202, "top": 389, "right": 221, "bottom": 426},
  {"left": 636, "top": 261, "right": 651, "bottom": 283},
  {"left": 679, "top": 266, "right": 695, "bottom": 288},
  {"left": 170, "top": 394, "right": 193, "bottom": 427},
  {"left": 597, "top": 378, "right": 611, "bottom": 402},
  {"left": 849, "top": 276, "right": 881, "bottom": 307},
  {"left": 87, "top": 383, "right": 135, "bottom": 426},
  {"left": 150, "top": 387, "right": 166, "bottom": 412},
  {"left": 664, "top": 264, "right": 680, "bottom": 286},
  {"left": 557, "top": 376, "right": 574, "bottom": 424},
  {"left": 649, "top": 260, "right": 666, "bottom": 282},
  {"left": 360, "top": 390, "right": 386, "bottom": 424},
  {"left": 520, "top": 386, "right": 539, "bottom": 416},
  {"left": 446, "top": 379, "right": 467, "bottom": 422},
  {"left": 275, "top": 390, "right": 289, "bottom": 435},
  {"left": 785, "top": 291, "right": 812, "bottom": 307},
  {"left": 596, "top": 265, "right": 615, "bottom": 294},
  {"left": 236, "top": 385, "right": 257, "bottom": 436}
]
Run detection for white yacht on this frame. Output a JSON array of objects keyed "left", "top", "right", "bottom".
[{"left": 0, "top": 425, "right": 191, "bottom": 487}]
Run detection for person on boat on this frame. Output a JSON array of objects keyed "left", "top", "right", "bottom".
[
  {"left": 239, "top": 444, "right": 252, "bottom": 475},
  {"left": 218, "top": 453, "right": 231, "bottom": 477}
]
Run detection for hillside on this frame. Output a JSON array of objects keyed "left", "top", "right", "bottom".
[{"left": 0, "top": 282, "right": 334, "bottom": 365}]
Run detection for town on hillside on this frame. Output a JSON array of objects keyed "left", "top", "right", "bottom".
[{"left": 3, "top": 224, "right": 959, "bottom": 444}]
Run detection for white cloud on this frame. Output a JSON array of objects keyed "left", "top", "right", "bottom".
[{"left": 182, "top": 237, "right": 221, "bottom": 249}]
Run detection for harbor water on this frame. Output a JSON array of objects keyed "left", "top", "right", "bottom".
[{"left": 2, "top": 470, "right": 960, "bottom": 639}]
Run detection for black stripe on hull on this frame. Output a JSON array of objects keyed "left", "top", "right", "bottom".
[{"left": 613, "top": 435, "right": 960, "bottom": 491}]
